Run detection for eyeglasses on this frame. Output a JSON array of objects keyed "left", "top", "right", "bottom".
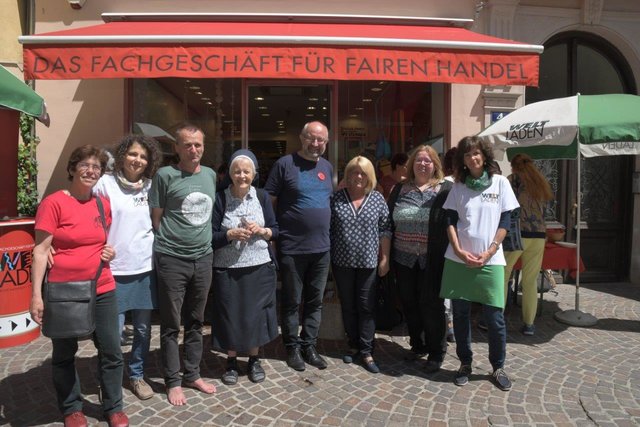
[
  {"left": 415, "top": 159, "right": 433, "bottom": 165},
  {"left": 77, "top": 162, "right": 103, "bottom": 172},
  {"left": 302, "top": 135, "right": 328, "bottom": 144}
]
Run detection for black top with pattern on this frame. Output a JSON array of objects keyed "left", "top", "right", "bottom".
[{"left": 330, "top": 189, "right": 392, "bottom": 269}]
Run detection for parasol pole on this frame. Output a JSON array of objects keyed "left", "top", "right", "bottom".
[{"left": 554, "top": 93, "right": 597, "bottom": 327}]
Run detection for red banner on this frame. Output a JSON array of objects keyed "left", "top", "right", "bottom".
[{"left": 24, "top": 45, "right": 539, "bottom": 86}]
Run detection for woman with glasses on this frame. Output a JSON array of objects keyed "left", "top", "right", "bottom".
[
  {"left": 30, "top": 145, "right": 128, "bottom": 427},
  {"left": 93, "top": 135, "right": 162, "bottom": 401},
  {"left": 387, "top": 144, "right": 452, "bottom": 373}
]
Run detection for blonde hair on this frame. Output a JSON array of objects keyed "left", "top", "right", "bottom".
[
  {"left": 510, "top": 154, "right": 553, "bottom": 201},
  {"left": 344, "top": 156, "right": 377, "bottom": 193},
  {"left": 406, "top": 144, "right": 444, "bottom": 183}
]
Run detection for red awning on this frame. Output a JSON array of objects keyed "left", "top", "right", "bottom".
[{"left": 20, "top": 20, "right": 542, "bottom": 85}]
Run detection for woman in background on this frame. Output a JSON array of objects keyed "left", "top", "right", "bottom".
[
  {"left": 93, "top": 135, "right": 162, "bottom": 400},
  {"left": 503, "top": 153, "right": 553, "bottom": 336}
]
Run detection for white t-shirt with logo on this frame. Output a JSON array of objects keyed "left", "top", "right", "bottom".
[
  {"left": 443, "top": 174, "right": 519, "bottom": 266},
  {"left": 93, "top": 174, "right": 154, "bottom": 275}
]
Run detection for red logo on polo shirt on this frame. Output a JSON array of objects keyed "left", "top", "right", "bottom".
[{"left": 318, "top": 172, "right": 326, "bottom": 181}]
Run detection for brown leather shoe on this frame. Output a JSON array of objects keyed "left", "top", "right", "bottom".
[
  {"left": 63, "top": 411, "right": 88, "bottom": 427},
  {"left": 106, "top": 411, "right": 129, "bottom": 427}
]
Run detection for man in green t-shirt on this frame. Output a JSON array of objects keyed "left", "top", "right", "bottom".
[{"left": 149, "top": 122, "right": 216, "bottom": 406}]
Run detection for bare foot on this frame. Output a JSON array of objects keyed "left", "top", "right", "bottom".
[
  {"left": 183, "top": 378, "right": 216, "bottom": 394},
  {"left": 167, "top": 386, "right": 187, "bottom": 406}
]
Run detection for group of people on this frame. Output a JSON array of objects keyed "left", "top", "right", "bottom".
[{"left": 29, "top": 119, "right": 552, "bottom": 427}]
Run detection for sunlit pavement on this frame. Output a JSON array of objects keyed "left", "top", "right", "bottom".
[{"left": 1, "top": 280, "right": 639, "bottom": 426}]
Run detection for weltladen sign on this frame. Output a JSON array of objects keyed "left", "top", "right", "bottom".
[{"left": 23, "top": 45, "right": 539, "bottom": 85}]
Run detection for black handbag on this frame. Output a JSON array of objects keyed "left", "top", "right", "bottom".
[
  {"left": 41, "top": 197, "right": 107, "bottom": 339},
  {"left": 502, "top": 208, "right": 524, "bottom": 252}
]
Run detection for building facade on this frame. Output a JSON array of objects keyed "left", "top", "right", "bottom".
[{"left": 19, "top": 0, "right": 640, "bottom": 283}]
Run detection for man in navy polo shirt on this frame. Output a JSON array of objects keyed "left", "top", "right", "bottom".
[{"left": 264, "top": 121, "right": 334, "bottom": 371}]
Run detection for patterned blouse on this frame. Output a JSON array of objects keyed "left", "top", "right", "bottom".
[
  {"left": 213, "top": 186, "right": 271, "bottom": 269},
  {"left": 330, "top": 189, "right": 392, "bottom": 269},
  {"left": 391, "top": 181, "right": 441, "bottom": 269}
]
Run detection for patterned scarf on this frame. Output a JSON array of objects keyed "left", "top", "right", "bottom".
[
  {"left": 465, "top": 170, "right": 492, "bottom": 191},
  {"left": 115, "top": 171, "right": 147, "bottom": 192}
]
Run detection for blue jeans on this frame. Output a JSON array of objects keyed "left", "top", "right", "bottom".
[
  {"left": 118, "top": 309, "right": 152, "bottom": 380},
  {"left": 452, "top": 299, "right": 506, "bottom": 370},
  {"left": 51, "top": 290, "right": 123, "bottom": 416},
  {"left": 279, "top": 252, "right": 330, "bottom": 348}
]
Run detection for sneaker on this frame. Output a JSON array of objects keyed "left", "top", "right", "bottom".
[
  {"left": 248, "top": 357, "right": 266, "bottom": 383},
  {"left": 477, "top": 319, "right": 488, "bottom": 331},
  {"left": 454, "top": 364, "right": 472, "bottom": 386},
  {"left": 221, "top": 358, "right": 239, "bottom": 385},
  {"left": 130, "top": 378, "right": 154, "bottom": 400},
  {"left": 492, "top": 368, "right": 512, "bottom": 391},
  {"left": 521, "top": 324, "right": 535, "bottom": 336}
]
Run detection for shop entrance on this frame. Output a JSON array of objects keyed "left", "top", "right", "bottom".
[{"left": 245, "top": 82, "right": 333, "bottom": 187}]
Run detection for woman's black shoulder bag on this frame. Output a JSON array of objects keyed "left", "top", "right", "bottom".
[{"left": 42, "top": 197, "right": 106, "bottom": 339}]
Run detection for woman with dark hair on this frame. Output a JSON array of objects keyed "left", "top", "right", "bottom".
[
  {"left": 503, "top": 153, "right": 553, "bottom": 336},
  {"left": 379, "top": 152, "right": 409, "bottom": 199},
  {"left": 93, "top": 134, "right": 162, "bottom": 401},
  {"left": 440, "top": 136, "right": 519, "bottom": 391},
  {"left": 30, "top": 145, "right": 129, "bottom": 427},
  {"left": 388, "top": 144, "right": 452, "bottom": 373}
]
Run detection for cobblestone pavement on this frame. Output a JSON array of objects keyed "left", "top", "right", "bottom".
[{"left": 1, "top": 281, "right": 639, "bottom": 426}]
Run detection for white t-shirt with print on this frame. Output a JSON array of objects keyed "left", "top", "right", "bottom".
[
  {"left": 93, "top": 174, "right": 154, "bottom": 275},
  {"left": 443, "top": 174, "right": 519, "bottom": 266}
]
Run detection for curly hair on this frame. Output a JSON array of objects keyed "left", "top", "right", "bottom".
[
  {"left": 67, "top": 145, "right": 109, "bottom": 181},
  {"left": 453, "top": 136, "right": 501, "bottom": 183},
  {"left": 405, "top": 144, "right": 444, "bottom": 184},
  {"left": 510, "top": 153, "right": 553, "bottom": 201},
  {"left": 113, "top": 134, "right": 162, "bottom": 179}
]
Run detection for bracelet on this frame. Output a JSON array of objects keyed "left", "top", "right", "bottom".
[{"left": 490, "top": 241, "right": 500, "bottom": 250}]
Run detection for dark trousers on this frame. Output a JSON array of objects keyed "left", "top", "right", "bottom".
[
  {"left": 51, "top": 290, "right": 123, "bottom": 416},
  {"left": 395, "top": 261, "right": 447, "bottom": 362},
  {"left": 452, "top": 299, "right": 506, "bottom": 370},
  {"left": 279, "top": 251, "right": 330, "bottom": 348},
  {"left": 155, "top": 251, "right": 213, "bottom": 388},
  {"left": 332, "top": 265, "right": 377, "bottom": 355}
]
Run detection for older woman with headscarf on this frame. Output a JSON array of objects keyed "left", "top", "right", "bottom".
[{"left": 211, "top": 149, "right": 279, "bottom": 385}]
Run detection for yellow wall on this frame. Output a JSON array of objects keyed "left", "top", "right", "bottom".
[{"left": 0, "top": 0, "right": 25, "bottom": 64}]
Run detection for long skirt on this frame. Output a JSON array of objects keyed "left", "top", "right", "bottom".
[{"left": 211, "top": 262, "right": 278, "bottom": 352}]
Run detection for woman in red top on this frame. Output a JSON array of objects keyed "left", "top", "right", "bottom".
[{"left": 30, "top": 145, "right": 129, "bottom": 427}]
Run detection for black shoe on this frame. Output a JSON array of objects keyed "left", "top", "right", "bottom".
[
  {"left": 286, "top": 347, "right": 306, "bottom": 371},
  {"left": 221, "top": 358, "right": 239, "bottom": 385},
  {"left": 302, "top": 346, "right": 328, "bottom": 370},
  {"left": 492, "top": 368, "right": 512, "bottom": 391},
  {"left": 405, "top": 346, "right": 427, "bottom": 361},
  {"left": 454, "top": 364, "right": 472, "bottom": 386},
  {"left": 248, "top": 357, "right": 266, "bottom": 383},
  {"left": 424, "top": 360, "right": 442, "bottom": 374}
]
